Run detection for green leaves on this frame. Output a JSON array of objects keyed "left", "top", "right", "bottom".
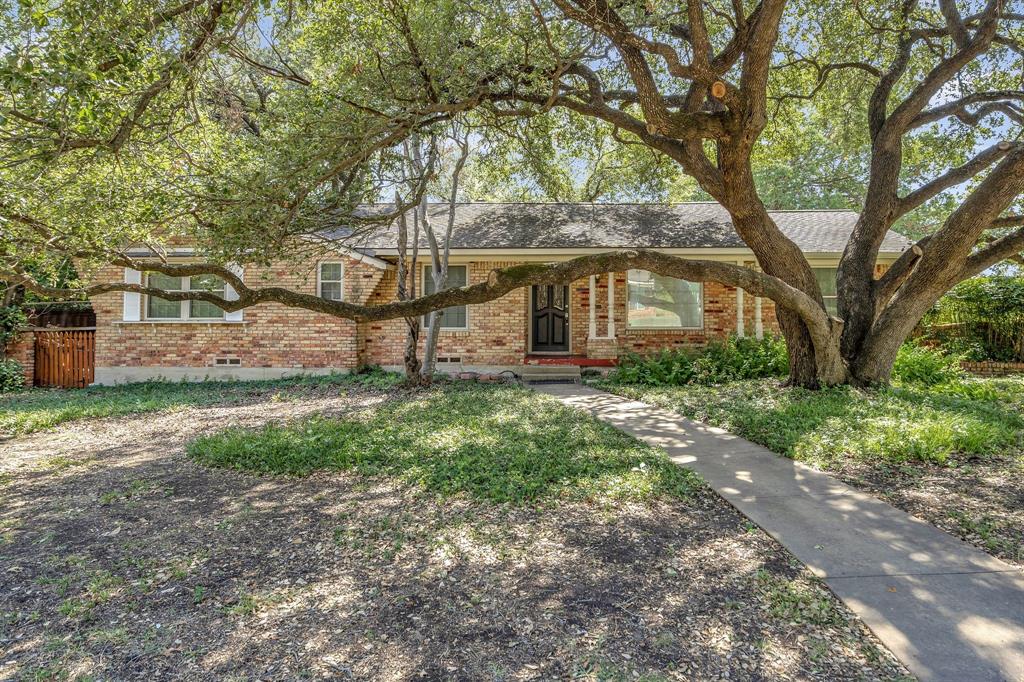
[{"left": 2, "top": 0, "right": 1021, "bottom": 288}]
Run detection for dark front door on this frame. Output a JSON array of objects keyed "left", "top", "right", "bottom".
[{"left": 532, "top": 285, "right": 569, "bottom": 352}]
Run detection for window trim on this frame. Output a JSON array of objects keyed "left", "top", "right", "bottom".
[
  {"left": 625, "top": 270, "right": 705, "bottom": 331},
  {"left": 144, "top": 273, "right": 227, "bottom": 321},
  {"left": 422, "top": 264, "right": 470, "bottom": 331},
  {"left": 317, "top": 261, "right": 345, "bottom": 301}
]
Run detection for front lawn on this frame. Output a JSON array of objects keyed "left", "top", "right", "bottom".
[
  {"left": 0, "top": 380, "right": 908, "bottom": 680},
  {"left": 595, "top": 376, "right": 1024, "bottom": 564},
  {"left": 0, "top": 369, "right": 401, "bottom": 436}
]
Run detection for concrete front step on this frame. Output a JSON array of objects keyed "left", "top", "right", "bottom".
[{"left": 519, "top": 365, "right": 582, "bottom": 384}]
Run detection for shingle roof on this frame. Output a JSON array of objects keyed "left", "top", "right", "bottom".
[{"left": 330, "top": 202, "right": 911, "bottom": 255}]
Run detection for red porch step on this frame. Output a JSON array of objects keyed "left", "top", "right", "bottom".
[{"left": 524, "top": 355, "right": 617, "bottom": 367}]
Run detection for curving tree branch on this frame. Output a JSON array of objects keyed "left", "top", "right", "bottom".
[{"left": 1, "top": 249, "right": 838, "bottom": 352}]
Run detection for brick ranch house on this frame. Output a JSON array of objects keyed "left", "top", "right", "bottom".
[{"left": 89, "top": 203, "right": 911, "bottom": 384}]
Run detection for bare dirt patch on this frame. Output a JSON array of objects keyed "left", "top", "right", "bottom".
[
  {"left": 830, "top": 455, "right": 1024, "bottom": 568},
  {"left": 1, "top": 385, "right": 909, "bottom": 680}
]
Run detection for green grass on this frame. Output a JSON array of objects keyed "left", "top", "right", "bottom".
[
  {"left": 0, "top": 369, "right": 402, "bottom": 435},
  {"left": 188, "top": 383, "right": 702, "bottom": 504},
  {"left": 593, "top": 377, "right": 1024, "bottom": 466}
]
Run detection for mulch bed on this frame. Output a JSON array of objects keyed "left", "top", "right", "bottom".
[{"left": 0, "top": 386, "right": 909, "bottom": 680}]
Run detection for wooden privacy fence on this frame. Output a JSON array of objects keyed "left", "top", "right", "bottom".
[{"left": 34, "top": 329, "right": 95, "bottom": 388}]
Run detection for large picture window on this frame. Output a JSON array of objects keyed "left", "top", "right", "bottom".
[
  {"left": 422, "top": 265, "right": 468, "bottom": 329},
  {"left": 146, "top": 274, "right": 226, "bottom": 321},
  {"left": 626, "top": 270, "right": 703, "bottom": 329},
  {"left": 813, "top": 268, "right": 838, "bottom": 315}
]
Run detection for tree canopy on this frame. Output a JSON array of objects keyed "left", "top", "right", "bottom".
[{"left": 1, "top": 0, "right": 1023, "bottom": 386}]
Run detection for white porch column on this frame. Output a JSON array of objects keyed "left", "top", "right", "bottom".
[
  {"left": 588, "top": 275, "right": 598, "bottom": 338},
  {"left": 754, "top": 296, "right": 764, "bottom": 339},
  {"left": 736, "top": 286, "right": 745, "bottom": 338},
  {"left": 606, "top": 271, "right": 615, "bottom": 338}
]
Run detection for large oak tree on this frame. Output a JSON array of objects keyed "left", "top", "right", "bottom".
[{"left": 1, "top": 0, "right": 1022, "bottom": 387}]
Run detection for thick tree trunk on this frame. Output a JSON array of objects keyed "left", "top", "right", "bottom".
[
  {"left": 706, "top": 144, "right": 832, "bottom": 387},
  {"left": 850, "top": 289, "right": 944, "bottom": 386},
  {"left": 849, "top": 335, "right": 903, "bottom": 386}
]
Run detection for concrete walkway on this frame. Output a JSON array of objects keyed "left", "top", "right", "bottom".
[{"left": 535, "top": 384, "right": 1024, "bottom": 682}]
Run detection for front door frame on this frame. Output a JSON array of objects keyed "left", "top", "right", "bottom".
[{"left": 528, "top": 284, "right": 571, "bottom": 354}]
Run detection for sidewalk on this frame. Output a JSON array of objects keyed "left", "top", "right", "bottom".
[{"left": 535, "top": 383, "right": 1024, "bottom": 682}]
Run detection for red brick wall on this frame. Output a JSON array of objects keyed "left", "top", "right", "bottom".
[
  {"left": 91, "top": 257, "right": 384, "bottom": 372},
  {"left": 570, "top": 277, "right": 593, "bottom": 354},
  {"left": 961, "top": 361, "right": 1024, "bottom": 377},
  {"left": 5, "top": 331, "right": 35, "bottom": 385},
  {"left": 360, "top": 260, "right": 528, "bottom": 367}
]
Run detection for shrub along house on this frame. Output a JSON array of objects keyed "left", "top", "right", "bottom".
[{"left": 89, "top": 203, "right": 911, "bottom": 384}]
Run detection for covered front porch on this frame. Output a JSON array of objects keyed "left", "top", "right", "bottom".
[{"left": 522, "top": 271, "right": 770, "bottom": 368}]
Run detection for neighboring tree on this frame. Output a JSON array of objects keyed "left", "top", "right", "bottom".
[
  {"left": 394, "top": 137, "right": 434, "bottom": 385},
  {"left": 394, "top": 188, "right": 425, "bottom": 383},
  {"left": 385, "top": 126, "right": 470, "bottom": 384},
  {"left": 0, "top": 305, "right": 27, "bottom": 355},
  {"left": 421, "top": 126, "right": 470, "bottom": 380},
  {"left": 1, "top": 1, "right": 1023, "bottom": 387}
]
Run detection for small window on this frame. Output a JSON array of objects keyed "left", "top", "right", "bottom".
[
  {"left": 318, "top": 262, "right": 344, "bottom": 301},
  {"left": 423, "top": 265, "right": 468, "bottom": 329},
  {"left": 145, "top": 273, "right": 226, "bottom": 320},
  {"left": 813, "top": 268, "right": 838, "bottom": 316},
  {"left": 626, "top": 270, "right": 703, "bottom": 329}
]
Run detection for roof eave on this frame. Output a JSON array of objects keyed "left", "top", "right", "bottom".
[{"left": 362, "top": 246, "right": 908, "bottom": 261}]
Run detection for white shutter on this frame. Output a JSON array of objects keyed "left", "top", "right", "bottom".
[
  {"left": 123, "top": 268, "right": 142, "bottom": 321},
  {"left": 223, "top": 264, "right": 244, "bottom": 322}
]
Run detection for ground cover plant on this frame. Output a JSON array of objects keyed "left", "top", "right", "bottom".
[
  {"left": 0, "top": 379, "right": 909, "bottom": 680},
  {"left": 189, "top": 383, "right": 701, "bottom": 505},
  {"left": 613, "top": 335, "right": 789, "bottom": 387},
  {"left": 602, "top": 376, "right": 1023, "bottom": 468},
  {"left": 890, "top": 342, "right": 966, "bottom": 385}
]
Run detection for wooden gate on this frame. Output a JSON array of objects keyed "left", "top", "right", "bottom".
[{"left": 34, "top": 330, "right": 95, "bottom": 388}]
